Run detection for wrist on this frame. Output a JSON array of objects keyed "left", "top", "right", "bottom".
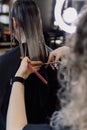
[
  {"left": 12, "top": 76, "right": 25, "bottom": 85},
  {"left": 15, "top": 71, "right": 26, "bottom": 79}
]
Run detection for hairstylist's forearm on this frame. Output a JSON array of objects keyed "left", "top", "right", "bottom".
[
  {"left": 6, "top": 57, "right": 42, "bottom": 130},
  {"left": 6, "top": 82, "right": 27, "bottom": 130}
]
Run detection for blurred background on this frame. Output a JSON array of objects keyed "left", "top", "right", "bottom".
[{"left": 0, "top": 0, "right": 87, "bottom": 55}]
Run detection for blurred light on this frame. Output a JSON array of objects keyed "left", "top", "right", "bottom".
[
  {"left": 62, "top": 7, "right": 78, "bottom": 24},
  {"left": 0, "top": 15, "right": 9, "bottom": 24},
  {"left": 54, "top": 0, "right": 77, "bottom": 33},
  {"left": 2, "top": 4, "right": 9, "bottom": 13},
  {"left": 0, "top": 4, "right": 2, "bottom": 13}
]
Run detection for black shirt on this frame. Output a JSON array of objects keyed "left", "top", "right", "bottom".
[
  {"left": 0, "top": 45, "right": 61, "bottom": 130},
  {"left": 23, "top": 124, "right": 52, "bottom": 130}
]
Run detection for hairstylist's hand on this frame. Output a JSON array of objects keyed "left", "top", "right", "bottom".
[
  {"left": 47, "top": 46, "right": 70, "bottom": 69},
  {"left": 15, "top": 57, "right": 42, "bottom": 79}
]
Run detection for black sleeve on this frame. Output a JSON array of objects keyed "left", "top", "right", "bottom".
[{"left": 23, "top": 124, "right": 52, "bottom": 130}]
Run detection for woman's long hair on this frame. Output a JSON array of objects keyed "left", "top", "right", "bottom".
[
  {"left": 50, "top": 6, "right": 87, "bottom": 130},
  {"left": 9, "top": 0, "right": 48, "bottom": 62}
]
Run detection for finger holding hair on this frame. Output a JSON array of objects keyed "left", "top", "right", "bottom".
[
  {"left": 47, "top": 46, "right": 70, "bottom": 69},
  {"left": 15, "top": 57, "right": 33, "bottom": 79},
  {"left": 16, "top": 57, "right": 43, "bottom": 79}
]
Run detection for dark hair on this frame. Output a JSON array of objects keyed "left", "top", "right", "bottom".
[{"left": 9, "top": 0, "right": 48, "bottom": 62}]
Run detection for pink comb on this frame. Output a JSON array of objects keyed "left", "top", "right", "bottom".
[{"left": 20, "top": 56, "right": 48, "bottom": 85}]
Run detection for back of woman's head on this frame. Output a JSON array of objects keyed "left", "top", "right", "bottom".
[
  {"left": 50, "top": 6, "right": 87, "bottom": 130},
  {"left": 10, "top": 0, "right": 48, "bottom": 62},
  {"left": 73, "top": 7, "right": 87, "bottom": 71}
]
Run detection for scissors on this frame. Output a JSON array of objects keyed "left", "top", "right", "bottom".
[{"left": 41, "top": 61, "right": 62, "bottom": 66}]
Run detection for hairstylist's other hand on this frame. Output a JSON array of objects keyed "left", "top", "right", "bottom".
[
  {"left": 47, "top": 46, "right": 70, "bottom": 69},
  {"left": 15, "top": 57, "right": 42, "bottom": 79}
]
